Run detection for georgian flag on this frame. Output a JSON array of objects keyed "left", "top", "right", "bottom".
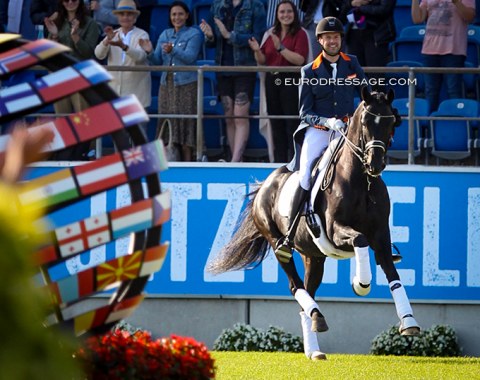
[{"left": 56, "top": 213, "right": 110, "bottom": 258}]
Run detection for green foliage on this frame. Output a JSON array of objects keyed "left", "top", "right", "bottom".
[
  {"left": 0, "top": 184, "right": 81, "bottom": 379},
  {"left": 370, "top": 324, "right": 461, "bottom": 357},
  {"left": 213, "top": 323, "right": 303, "bottom": 352}
]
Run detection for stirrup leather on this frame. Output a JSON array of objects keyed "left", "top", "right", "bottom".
[{"left": 305, "top": 210, "right": 320, "bottom": 238}]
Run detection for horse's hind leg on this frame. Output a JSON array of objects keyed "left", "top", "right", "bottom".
[{"left": 302, "top": 255, "right": 329, "bottom": 332}]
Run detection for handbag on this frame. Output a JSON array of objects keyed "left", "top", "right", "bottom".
[{"left": 157, "top": 118, "right": 181, "bottom": 161}]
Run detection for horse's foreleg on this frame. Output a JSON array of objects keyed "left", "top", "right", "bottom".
[
  {"left": 299, "top": 311, "right": 327, "bottom": 360},
  {"left": 376, "top": 246, "right": 421, "bottom": 336}
]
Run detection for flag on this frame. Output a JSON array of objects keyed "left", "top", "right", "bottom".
[
  {"left": 153, "top": 191, "right": 171, "bottom": 226},
  {"left": 27, "top": 39, "right": 70, "bottom": 60},
  {"left": 96, "top": 251, "right": 142, "bottom": 290},
  {"left": 52, "top": 268, "right": 94, "bottom": 305},
  {"left": 123, "top": 140, "right": 168, "bottom": 180},
  {"left": 19, "top": 168, "right": 79, "bottom": 209},
  {"left": 33, "top": 244, "right": 58, "bottom": 265},
  {"left": 74, "top": 305, "right": 110, "bottom": 336},
  {"left": 56, "top": 213, "right": 110, "bottom": 258},
  {"left": 0, "top": 48, "right": 36, "bottom": 74},
  {"left": 35, "top": 66, "right": 90, "bottom": 103},
  {"left": 139, "top": 243, "right": 169, "bottom": 277},
  {"left": 0, "top": 82, "right": 42, "bottom": 116},
  {"left": 104, "top": 294, "right": 144, "bottom": 324},
  {"left": 75, "top": 59, "right": 112, "bottom": 85},
  {"left": 39, "top": 119, "right": 78, "bottom": 152},
  {"left": 112, "top": 95, "right": 149, "bottom": 126},
  {"left": 74, "top": 153, "right": 127, "bottom": 196},
  {"left": 110, "top": 199, "right": 153, "bottom": 239},
  {"left": 70, "top": 102, "right": 123, "bottom": 141}
]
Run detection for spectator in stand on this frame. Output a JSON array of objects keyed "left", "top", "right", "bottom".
[
  {"left": 266, "top": 0, "right": 303, "bottom": 27},
  {"left": 95, "top": 0, "right": 151, "bottom": 112},
  {"left": 199, "top": 0, "right": 266, "bottom": 162},
  {"left": 45, "top": 0, "right": 99, "bottom": 159},
  {"left": 139, "top": 1, "right": 203, "bottom": 161},
  {"left": 30, "top": 0, "right": 58, "bottom": 35},
  {"left": 249, "top": 0, "right": 309, "bottom": 162},
  {"left": 90, "top": 0, "right": 120, "bottom": 33},
  {"left": 339, "top": 0, "right": 396, "bottom": 90},
  {"left": 412, "top": 0, "right": 475, "bottom": 112},
  {"left": 299, "top": 0, "right": 343, "bottom": 58}
]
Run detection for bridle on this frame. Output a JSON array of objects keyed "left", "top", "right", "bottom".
[{"left": 336, "top": 103, "right": 396, "bottom": 178}]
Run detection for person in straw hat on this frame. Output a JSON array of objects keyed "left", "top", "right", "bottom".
[{"left": 94, "top": 0, "right": 151, "bottom": 111}]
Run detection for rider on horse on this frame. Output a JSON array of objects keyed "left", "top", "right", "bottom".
[{"left": 275, "top": 16, "right": 368, "bottom": 262}]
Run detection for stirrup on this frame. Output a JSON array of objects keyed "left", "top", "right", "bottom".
[
  {"left": 306, "top": 210, "right": 321, "bottom": 238},
  {"left": 275, "top": 237, "right": 292, "bottom": 263}
]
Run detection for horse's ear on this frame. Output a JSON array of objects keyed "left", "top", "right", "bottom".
[
  {"left": 387, "top": 88, "right": 395, "bottom": 104},
  {"left": 361, "top": 86, "right": 371, "bottom": 103}
]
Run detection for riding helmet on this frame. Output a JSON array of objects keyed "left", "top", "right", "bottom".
[{"left": 316, "top": 17, "right": 344, "bottom": 38}]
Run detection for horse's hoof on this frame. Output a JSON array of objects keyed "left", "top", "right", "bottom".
[
  {"left": 311, "top": 314, "right": 329, "bottom": 333},
  {"left": 392, "top": 254, "right": 403, "bottom": 264},
  {"left": 352, "top": 276, "right": 371, "bottom": 296},
  {"left": 309, "top": 351, "right": 327, "bottom": 360},
  {"left": 401, "top": 326, "right": 421, "bottom": 336}
]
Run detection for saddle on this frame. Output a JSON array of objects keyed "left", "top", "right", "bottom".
[{"left": 278, "top": 135, "right": 355, "bottom": 260}]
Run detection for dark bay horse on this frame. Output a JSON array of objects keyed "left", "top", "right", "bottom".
[{"left": 209, "top": 88, "right": 420, "bottom": 359}]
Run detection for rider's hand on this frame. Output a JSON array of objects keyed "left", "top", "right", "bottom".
[{"left": 325, "top": 118, "right": 344, "bottom": 132}]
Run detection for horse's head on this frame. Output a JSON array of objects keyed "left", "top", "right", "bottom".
[{"left": 355, "top": 87, "right": 400, "bottom": 177}]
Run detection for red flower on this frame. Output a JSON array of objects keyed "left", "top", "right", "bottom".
[{"left": 75, "top": 329, "right": 215, "bottom": 379}]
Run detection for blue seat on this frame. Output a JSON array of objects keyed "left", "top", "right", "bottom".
[
  {"left": 202, "top": 96, "right": 227, "bottom": 159},
  {"left": 388, "top": 98, "right": 429, "bottom": 160},
  {"left": 393, "top": 0, "right": 416, "bottom": 36},
  {"left": 196, "top": 60, "right": 217, "bottom": 96},
  {"left": 244, "top": 118, "right": 268, "bottom": 161},
  {"left": 149, "top": 2, "right": 171, "bottom": 47},
  {"left": 391, "top": 26, "right": 426, "bottom": 62},
  {"left": 192, "top": 0, "right": 215, "bottom": 59},
  {"left": 467, "top": 25, "right": 480, "bottom": 66},
  {"left": 427, "top": 99, "right": 479, "bottom": 163},
  {"left": 386, "top": 60, "right": 425, "bottom": 99}
]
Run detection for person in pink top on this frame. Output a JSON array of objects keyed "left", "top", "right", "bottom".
[
  {"left": 412, "top": 0, "right": 475, "bottom": 112},
  {"left": 249, "top": 0, "right": 309, "bottom": 162}
]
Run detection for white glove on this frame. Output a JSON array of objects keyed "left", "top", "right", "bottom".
[{"left": 324, "top": 118, "right": 344, "bottom": 132}]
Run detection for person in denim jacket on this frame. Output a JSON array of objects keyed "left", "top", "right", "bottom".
[
  {"left": 200, "top": 0, "right": 266, "bottom": 162},
  {"left": 140, "top": 1, "right": 203, "bottom": 161}
]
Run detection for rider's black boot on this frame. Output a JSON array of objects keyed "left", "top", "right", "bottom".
[{"left": 275, "top": 186, "right": 308, "bottom": 263}]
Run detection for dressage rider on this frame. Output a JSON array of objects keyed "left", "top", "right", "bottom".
[{"left": 275, "top": 16, "right": 368, "bottom": 262}]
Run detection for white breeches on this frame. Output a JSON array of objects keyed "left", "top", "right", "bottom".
[{"left": 298, "top": 127, "right": 332, "bottom": 190}]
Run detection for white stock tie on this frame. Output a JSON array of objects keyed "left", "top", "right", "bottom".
[{"left": 331, "top": 63, "right": 337, "bottom": 80}]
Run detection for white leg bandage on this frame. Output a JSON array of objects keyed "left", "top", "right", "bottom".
[
  {"left": 294, "top": 288, "right": 320, "bottom": 318},
  {"left": 389, "top": 280, "right": 413, "bottom": 319},
  {"left": 299, "top": 311, "right": 321, "bottom": 359},
  {"left": 354, "top": 246, "right": 372, "bottom": 285}
]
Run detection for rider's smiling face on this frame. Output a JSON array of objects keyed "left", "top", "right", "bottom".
[{"left": 319, "top": 32, "right": 342, "bottom": 57}]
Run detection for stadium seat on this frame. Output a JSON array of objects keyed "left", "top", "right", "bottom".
[
  {"left": 393, "top": 0, "right": 416, "bottom": 36},
  {"left": 391, "top": 26, "right": 426, "bottom": 62},
  {"left": 149, "top": 1, "right": 172, "bottom": 47},
  {"left": 427, "top": 99, "right": 479, "bottom": 164},
  {"left": 388, "top": 98, "right": 429, "bottom": 161},
  {"left": 244, "top": 118, "right": 269, "bottom": 162},
  {"left": 386, "top": 60, "right": 425, "bottom": 99},
  {"left": 192, "top": 0, "right": 216, "bottom": 60},
  {"left": 467, "top": 25, "right": 480, "bottom": 66}
]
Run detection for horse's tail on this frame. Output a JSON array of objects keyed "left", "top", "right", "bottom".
[{"left": 208, "top": 187, "right": 269, "bottom": 274}]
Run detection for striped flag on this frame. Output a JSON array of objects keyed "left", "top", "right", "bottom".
[
  {"left": 50, "top": 269, "right": 94, "bottom": 305},
  {"left": 0, "top": 48, "right": 36, "bottom": 74},
  {"left": 96, "top": 251, "right": 143, "bottom": 290},
  {"left": 74, "top": 153, "right": 127, "bottom": 196},
  {"left": 74, "top": 305, "right": 111, "bottom": 336},
  {"left": 35, "top": 66, "right": 90, "bottom": 103},
  {"left": 123, "top": 140, "right": 168, "bottom": 180},
  {"left": 34, "top": 244, "right": 58, "bottom": 266},
  {"left": 19, "top": 168, "right": 79, "bottom": 209},
  {"left": 153, "top": 191, "right": 171, "bottom": 226},
  {"left": 56, "top": 213, "right": 110, "bottom": 258},
  {"left": 110, "top": 199, "right": 153, "bottom": 239},
  {"left": 75, "top": 59, "right": 112, "bottom": 85},
  {"left": 27, "top": 39, "right": 70, "bottom": 60},
  {"left": 139, "top": 243, "right": 169, "bottom": 277},
  {"left": 104, "top": 294, "right": 144, "bottom": 324},
  {"left": 0, "top": 82, "right": 42, "bottom": 116},
  {"left": 112, "top": 95, "right": 149, "bottom": 126}
]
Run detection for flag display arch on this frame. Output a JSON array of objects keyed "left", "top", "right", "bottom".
[{"left": 0, "top": 34, "right": 170, "bottom": 336}]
